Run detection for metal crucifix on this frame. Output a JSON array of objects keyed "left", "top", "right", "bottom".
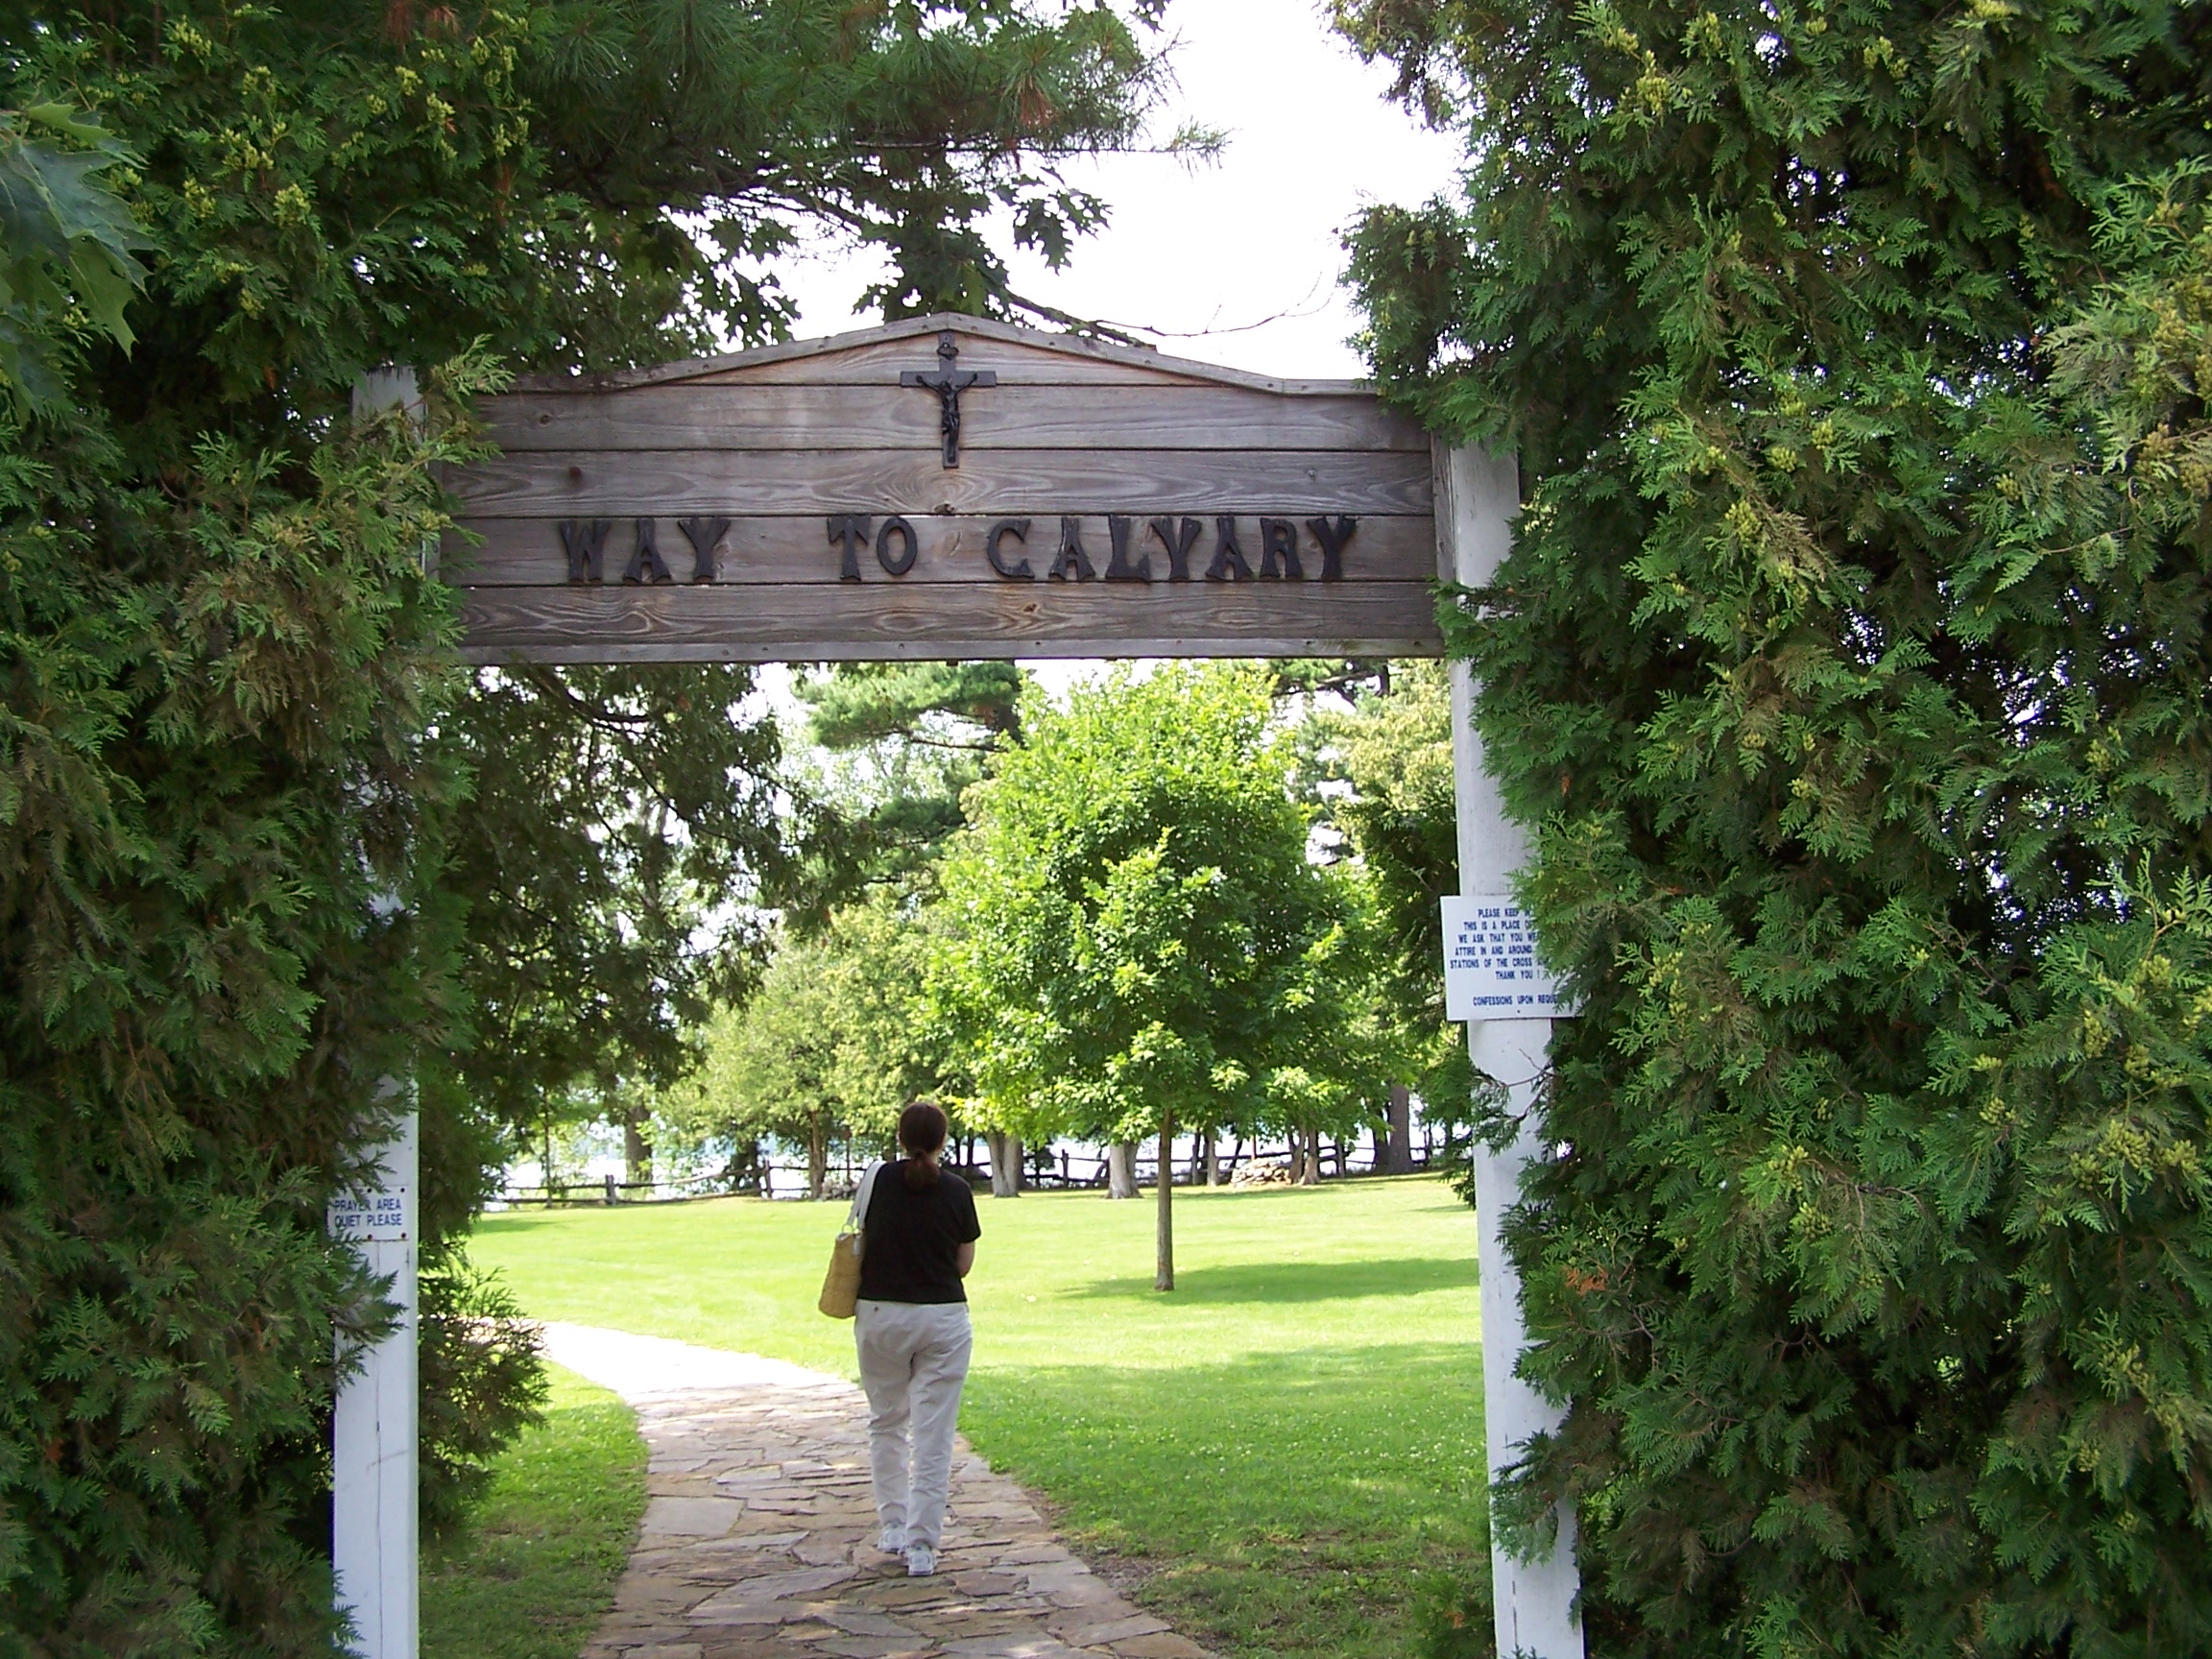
[{"left": 900, "top": 331, "right": 998, "bottom": 468}]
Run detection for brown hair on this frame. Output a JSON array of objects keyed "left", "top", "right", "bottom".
[{"left": 898, "top": 1100, "right": 950, "bottom": 1190}]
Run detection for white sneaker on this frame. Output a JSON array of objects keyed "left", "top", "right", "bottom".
[{"left": 904, "top": 1544, "right": 937, "bottom": 1577}]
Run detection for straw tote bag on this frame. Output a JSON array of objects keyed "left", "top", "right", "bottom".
[{"left": 817, "top": 1160, "right": 884, "bottom": 1319}]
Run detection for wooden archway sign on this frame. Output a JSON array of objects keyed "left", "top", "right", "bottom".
[
  {"left": 338, "top": 325, "right": 1582, "bottom": 1659},
  {"left": 444, "top": 313, "right": 1447, "bottom": 663}
]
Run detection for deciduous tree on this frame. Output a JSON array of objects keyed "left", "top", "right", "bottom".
[
  {"left": 933, "top": 664, "right": 1343, "bottom": 1287},
  {"left": 672, "top": 920, "right": 916, "bottom": 1198},
  {"left": 1293, "top": 660, "right": 1475, "bottom": 1159}
]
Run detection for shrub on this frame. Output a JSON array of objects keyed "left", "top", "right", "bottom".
[{"left": 1340, "top": 0, "right": 2212, "bottom": 1649}]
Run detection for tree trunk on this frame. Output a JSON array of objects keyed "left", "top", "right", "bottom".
[
  {"left": 987, "top": 1129, "right": 1023, "bottom": 1198},
  {"left": 1383, "top": 1083, "right": 1413, "bottom": 1174},
  {"left": 1107, "top": 1141, "right": 1139, "bottom": 1199},
  {"left": 1156, "top": 1110, "right": 1175, "bottom": 1291},
  {"left": 624, "top": 1107, "right": 653, "bottom": 1189},
  {"left": 1198, "top": 1126, "right": 1220, "bottom": 1187},
  {"left": 728, "top": 1139, "right": 764, "bottom": 1196},
  {"left": 807, "top": 1119, "right": 828, "bottom": 1201},
  {"left": 1298, "top": 1123, "right": 1322, "bottom": 1186}
]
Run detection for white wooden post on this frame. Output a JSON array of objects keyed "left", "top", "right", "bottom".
[
  {"left": 1438, "top": 444, "right": 1586, "bottom": 1659},
  {"left": 332, "top": 369, "right": 422, "bottom": 1659},
  {"left": 329, "top": 1103, "right": 419, "bottom": 1659}
]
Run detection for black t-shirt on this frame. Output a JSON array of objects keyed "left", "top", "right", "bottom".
[{"left": 857, "top": 1162, "right": 981, "bottom": 1305}]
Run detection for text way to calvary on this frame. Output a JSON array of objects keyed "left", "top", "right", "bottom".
[{"left": 553, "top": 513, "right": 1362, "bottom": 587}]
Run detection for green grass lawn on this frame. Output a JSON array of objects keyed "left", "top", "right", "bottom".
[
  {"left": 468, "top": 1175, "right": 1490, "bottom": 1659},
  {"left": 421, "top": 1364, "right": 645, "bottom": 1659}
]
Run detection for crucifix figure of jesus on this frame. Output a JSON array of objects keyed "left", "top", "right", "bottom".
[{"left": 901, "top": 331, "right": 998, "bottom": 468}]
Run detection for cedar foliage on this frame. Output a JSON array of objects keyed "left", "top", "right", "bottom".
[
  {"left": 1337, "top": 0, "right": 2212, "bottom": 1652},
  {"left": 1, "top": 1, "right": 1169, "bottom": 1650}
]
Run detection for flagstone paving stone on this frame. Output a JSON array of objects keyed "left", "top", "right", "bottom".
[{"left": 541, "top": 1324, "right": 1213, "bottom": 1659}]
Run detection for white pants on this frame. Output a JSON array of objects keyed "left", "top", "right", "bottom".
[{"left": 854, "top": 1299, "right": 973, "bottom": 1550}]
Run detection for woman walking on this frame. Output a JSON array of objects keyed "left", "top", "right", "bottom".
[{"left": 855, "top": 1100, "right": 981, "bottom": 1577}]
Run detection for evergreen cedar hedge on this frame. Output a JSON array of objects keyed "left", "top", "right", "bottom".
[
  {"left": 1341, "top": 0, "right": 2212, "bottom": 1652},
  {"left": 1, "top": 2, "right": 1166, "bottom": 1652}
]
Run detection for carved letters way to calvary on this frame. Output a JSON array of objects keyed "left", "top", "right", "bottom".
[{"left": 445, "top": 313, "right": 1444, "bottom": 663}]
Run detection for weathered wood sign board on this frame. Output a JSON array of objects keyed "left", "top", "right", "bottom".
[{"left": 446, "top": 314, "right": 1444, "bottom": 662}]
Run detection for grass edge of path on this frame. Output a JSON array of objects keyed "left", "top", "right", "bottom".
[{"left": 421, "top": 1361, "right": 645, "bottom": 1659}]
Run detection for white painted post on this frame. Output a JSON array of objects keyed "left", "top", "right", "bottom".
[
  {"left": 329, "top": 1104, "right": 419, "bottom": 1659},
  {"left": 332, "top": 368, "right": 422, "bottom": 1659},
  {"left": 1438, "top": 444, "right": 1586, "bottom": 1659}
]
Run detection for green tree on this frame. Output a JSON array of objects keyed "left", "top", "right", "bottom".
[
  {"left": 789, "top": 660, "right": 1024, "bottom": 913},
  {"left": 0, "top": 101, "right": 150, "bottom": 412},
  {"left": 674, "top": 923, "right": 914, "bottom": 1198},
  {"left": 789, "top": 662, "right": 1032, "bottom": 1185},
  {"left": 819, "top": 892, "right": 971, "bottom": 1131},
  {"left": 1292, "top": 659, "right": 1475, "bottom": 1161},
  {"left": 1340, "top": 0, "right": 2212, "bottom": 1651},
  {"left": 1, "top": 1, "right": 1175, "bottom": 1648},
  {"left": 428, "top": 661, "right": 804, "bottom": 1192},
  {"left": 934, "top": 663, "right": 1342, "bottom": 1286}
]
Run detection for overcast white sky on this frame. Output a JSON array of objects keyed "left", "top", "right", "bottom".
[{"left": 773, "top": 0, "right": 1465, "bottom": 382}]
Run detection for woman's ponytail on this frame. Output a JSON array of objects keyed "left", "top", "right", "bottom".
[{"left": 899, "top": 1099, "right": 950, "bottom": 1190}]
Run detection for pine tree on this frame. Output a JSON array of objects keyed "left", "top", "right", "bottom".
[
  {"left": 788, "top": 661, "right": 1025, "bottom": 910},
  {"left": 1338, "top": 0, "right": 2212, "bottom": 1651}
]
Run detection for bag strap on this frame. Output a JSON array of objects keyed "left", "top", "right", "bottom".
[{"left": 839, "top": 1159, "right": 884, "bottom": 1238}]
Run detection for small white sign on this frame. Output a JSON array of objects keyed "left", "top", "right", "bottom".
[
  {"left": 327, "top": 1188, "right": 412, "bottom": 1242},
  {"left": 1441, "top": 894, "right": 1563, "bottom": 1021}
]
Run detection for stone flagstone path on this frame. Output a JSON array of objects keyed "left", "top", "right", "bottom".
[{"left": 541, "top": 1324, "right": 1213, "bottom": 1659}]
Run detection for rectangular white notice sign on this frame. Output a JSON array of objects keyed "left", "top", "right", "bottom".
[
  {"left": 327, "top": 1187, "right": 413, "bottom": 1242},
  {"left": 1441, "top": 894, "right": 1563, "bottom": 1021}
]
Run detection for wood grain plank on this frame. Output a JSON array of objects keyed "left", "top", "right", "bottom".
[
  {"left": 479, "top": 383, "right": 1424, "bottom": 454},
  {"left": 511, "top": 316, "right": 1372, "bottom": 397},
  {"left": 686, "top": 346, "right": 1215, "bottom": 388},
  {"left": 445, "top": 448, "right": 1432, "bottom": 518},
  {"left": 456, "top": 582, "right": 1444, "bottom": 664},
  {"left": 666, "top": 333, "right": 1229, "bottom": 390},
  {"left": 445, "top": 512, "right": 1435, "bottom": 587}
]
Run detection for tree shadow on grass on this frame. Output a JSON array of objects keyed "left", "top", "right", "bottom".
[
  {"left": 1066, "top": 1255, "right": 1479, "bottom": 1305},
  {"left": 475, "top": 1214, "right": 565, "bottom": 1235}
]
